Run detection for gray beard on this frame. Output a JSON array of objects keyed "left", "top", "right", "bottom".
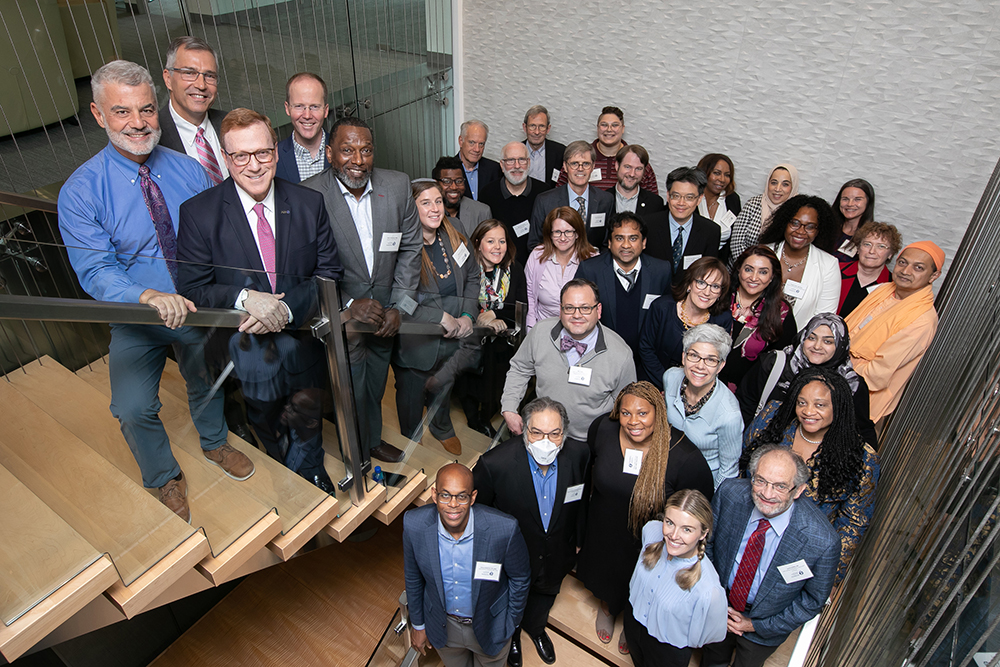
[
  {"left": 106, "top": 125, "right": 161, "bottom": 157},
  {"left": 505, "top": 170, "right": 528, "bottom": 186},
  {"left": 333, "top": 164, "right": 371, "bottom": 190}
]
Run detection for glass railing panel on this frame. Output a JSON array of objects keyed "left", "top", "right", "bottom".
[{"left": 365, "top": 608, "right": 412, "bottom": 667}]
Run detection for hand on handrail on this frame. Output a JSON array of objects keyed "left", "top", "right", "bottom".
[
  {"left": 140, "top": 289, "right": 196, "bottom": 329},
  {"left": 239, "top": 291, "right": 288, "bottom": 334}
]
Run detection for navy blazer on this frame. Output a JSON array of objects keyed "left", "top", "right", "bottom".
[
  {"left": 706, "top": 478, "right": 839, "bottom": 646},
  {"left": 527, "top": 184, "right": 615, "bottom": 251},
  {"left": 524, "top": 138, "right": 566, "bottom": 186},
  {"left": 274, "top": 134, "right": 331, "bottom": 183},
  {"left": 643, "top": 210, "right": 722, "bottom": 278},
  {"left": 402, "top": 504, "right": 531, "bottom": 656},
  {"left": 157, "top": 106, "right": 227, "bottom": 155},
  {"left": 176, "top": 177, "right": 344, "bottom": 324},
  {"left": 575, "top": 252, "right": 672, "bottom": 337},
  {"left": 456, "top": 153, "right": 502, "bottom": 199}
]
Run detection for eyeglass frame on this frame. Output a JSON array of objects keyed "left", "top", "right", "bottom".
[
  {"left": 223, "top": 147, "right": 277, "bottom": 167},
  {"left": 560, "top": 304, "right": 598, "bottom": 315},
  {"left": 165, "top": 67, "right": 220, "bottom": 85},
  {"left": 693, "top": 278, "right": 723, "bottom": 293},
  {"left": 525, "top": 426, "right": 564, "bottom": 441},
  {"left": 501, "top": 157, "right": 530, "bottom": 166},
  {"left": 750, "top": 475, "right": 795, "bottom": 494},
  {"left": 435, "top": 491, "right": 473, "bottom": 505},
  {"left": 788, "top": 220, "right": 819, "bottom": 233},
  {"left": 684, "top": 349, "right": 722, "bottom": 368}
]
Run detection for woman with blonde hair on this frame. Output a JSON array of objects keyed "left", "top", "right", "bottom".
[
  {"left": 524, "top": 206, "right": 597, "bottom": 328},
  {"left": 576, "top": 381, "right": 714, "bottom": 655},
  {"left": 625, "top": 489, "right": 727, "bottom": 666}
]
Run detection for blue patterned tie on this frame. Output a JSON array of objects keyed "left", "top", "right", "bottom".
[
  {"left": 672, "top": 228, "right": 684, "bottom": 273},
  {"left": 138, "top": 164, "right": 178, "bottom": 287}
]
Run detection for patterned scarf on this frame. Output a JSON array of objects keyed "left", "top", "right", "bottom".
[
  {"left": 479, "top": 266, "right": 511, "bottom": 312},
  {"left": 779, "top": 312, "right": 860, "bottom": 392}
]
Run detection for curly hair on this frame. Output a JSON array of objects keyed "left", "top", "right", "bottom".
[
  {"left": 852, "top": 221, "right": 903, "bottom": 260},
  {"left": 641, "top": 489, "right": 713, "bottom": 590},
  {"left": 757, "top": 194, "right": 839, "bottom": 254},
  {"left": 729, "top": 245, "right": 787, "bottom": 342},
  {"left": 742, "top": 366, "right": 864, "bottom": 499}
]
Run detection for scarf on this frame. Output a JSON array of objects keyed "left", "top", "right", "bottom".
[
  {"left": 732, "top": 294, "right": 791, "bottom": 363},
  {"left": 845, "top": 282, "right": 936, "bottom": 361},
  {"left": 759, "top": 163, "right": 800, "bottom": 231},
  {"left": 479, "top": 265, "right": 511, "bottom": 312},
  {"left": 779, "top": 312, "right": 860, "bottom": 392}
]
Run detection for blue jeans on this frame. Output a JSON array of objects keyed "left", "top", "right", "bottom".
[{"left": 108, "top": 323, "right": 227, "bottom": 488}]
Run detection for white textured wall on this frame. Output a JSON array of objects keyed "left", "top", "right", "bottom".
[{"left": 461, "top": 0, "right": 1000, "bottom": 276}]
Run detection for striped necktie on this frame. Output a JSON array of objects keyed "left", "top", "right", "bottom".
[{"left": 195, "top": 127, "right": 224, "bottom": 185}]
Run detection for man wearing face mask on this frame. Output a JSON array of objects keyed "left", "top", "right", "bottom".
[{"left": 473, "top": 397, "right": 590, "bottom": 667}]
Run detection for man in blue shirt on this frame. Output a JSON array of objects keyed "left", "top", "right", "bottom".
[
  {"left": 472, "top": 398, "right": 590, "bottom": 666},
  {"left": 403, "top": 463, "right": 531, "bottom": 667},
  {"left": 58, "top": 60, "right": 254, "bottom": 523}
]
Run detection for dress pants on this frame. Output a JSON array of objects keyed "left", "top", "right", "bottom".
[
  {"left": 623, "top": 602, "right": 692, "bottom": 667},
  {"left": 518, "top": 589, "right": 558, "bottom": 638},
  {"left": 393, "top": 365, "right": 456, "bottom": 442},
  {"left": 700, "top": 630, "right": 779, "bottom": 667},
  {"left": 347, "top": 332, "right": 393, "bottom": 459},
  {"left": 108, "top": 323, "right": 227, "bottom": 489},
  {"left": 437, "top": 615, "right": 511, "bottom": 667}
]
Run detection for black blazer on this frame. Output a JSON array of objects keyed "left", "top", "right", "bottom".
[
  {"left": 176, "top": 177, "right": 344, "bottom": 324},
  {"left": 527, "top": 184, "right": 615, "bottom": 251},
  {"left": 274, "top": 133, "right": 331, "bottom": 183},
  {"left": 473, "top": 435, "right": 590, "bottom": 591},
  {"left": 524, "top": 138, "right": 566, "bottom": 186},
  {"left": 157, "top": 106, "right": 227, "bottom": 155},
  {"left": 575, "top": 252, "right": 672, "bottom": 335},
  {"left": 643, "top": 210, "right": 721, "bottom": 279},
  {"left": 607, "top": 186, "right": 665, "bottom": 216},
  {"left": 456, "top": 153, "right": 502, "bottom": 199}
]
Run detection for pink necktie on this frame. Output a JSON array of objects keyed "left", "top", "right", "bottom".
[
  {"left": 253, "top": 203, "right": 276, "bottom": 292},
  {"left": 195, "top": 127, "right": 224, "bottom": 185}
]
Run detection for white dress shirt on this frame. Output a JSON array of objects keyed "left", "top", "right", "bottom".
[
  {"left": 233, "top": 183, "right": 292, "bottom": 322},
  {"left": 337, "top": 177, "right": 375, "bottom": 275},
  {"left": 168, "top": 101, "right": 229, "bottom": 179}
]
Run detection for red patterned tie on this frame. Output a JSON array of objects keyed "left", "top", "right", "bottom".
[
  {"left": 728, "top": 518, "right": 771, "bottom": 612},
  {"left": 253, "top": 203, "right": 276, "bottom": 292},
  {"left": 195, "top": 127, "right": 224, "bottom": 185}
]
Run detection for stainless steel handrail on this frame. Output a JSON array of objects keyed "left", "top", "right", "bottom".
[{"left": 0, "top": 190, "right": 59, "bottom": 214}]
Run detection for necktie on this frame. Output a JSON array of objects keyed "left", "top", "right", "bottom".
[
  {"left": 728, "top": 518, "right": 771, "bottom": 612},
  {"left": 253, "top": 203, "right": 277, "bottom": 292},
  {"left": 672, "top": 228, "right": 684, "bottom": 272},
  {"left": 195, "top": 127, "right": 224, "bottom": 185},
  {"left": 138, "top": 164, "right": 178, "bottom": 287},
  {"left": 575, "top": 195, "right": 587, "bottom": 221},
  {"left": 616, "top": 267, "right": 636, "bottom": 292},
  {"left": 560, "top": 334, "right": 587, "bottom": 357}
]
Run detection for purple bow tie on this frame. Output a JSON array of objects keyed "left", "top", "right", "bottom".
[{"left": 560, "top": 335, "right": 587, "bottom": 356}]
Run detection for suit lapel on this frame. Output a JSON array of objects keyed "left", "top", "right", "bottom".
[
  {"left": 721, "top": 493, "right": 754, "bottom": 585},
  {"left": 514, "top": 444, "right": 546, "bottom": 532},
  {"left": 370, "top": 170, "right": 388, "bottom": 279},
  {"left": 601, "top": 254, "right": 617, "bottom": 323},
  {"left": 323, "top": 172, "right": 370, "bottom": 279},
  {"left": 273, "top": 182, "right": 293, "bottom": 290},
  {"left": 754, "top": 504, "right": 806, "bottom": 605},
  {"left": 471, "top": 509, "right": 488, "bottom": 607},
  {"left": 423, "top": 511, "right": 447, "bottom": 609},
  {"left": 223, "top": 182, "right": 270, "bottom": 293},
  {"left": 548, "top": 447, "right": 571, "bottom": 532}
]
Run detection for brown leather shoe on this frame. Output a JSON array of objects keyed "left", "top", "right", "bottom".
[
  {"left": 159, "top": 473, "right": 191, "bottom": 523},
  {"left": 371, "top": 441, "right": 406, "bottom": 463},
  {"left": 439, "top": 436, "right": 462, "bottom": 456},
  {"left": 204, "top": 442, "right": 255, "bottom": 481}
]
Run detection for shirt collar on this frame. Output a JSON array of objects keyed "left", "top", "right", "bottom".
[
  {"left": 235, "top": 182, "right": 276, "bottom": 220},
  {"left": 105, "top": 142, "right": 162, "bottom": 184},
  {"left": 437, "top": 505, "right": 475, "bottom": 542},
  {"left": 614, "top": 256, "right": 642, "bottom": 275},
  {"left": 749, "top": 501, "right": 795, "bottom": 537},
  {"left": 336, "top": 175, "right": 374, "bottom": 200},
  {"left": 561, "top": 324, "right": 599, "bottom": 353},
  {"left": 501, "top": 178, "right": 532, "bottom": 199},
  {"left": 168, "top": 100, "right": 211, "bottom": 144},
  {"left": 293, "top": 129, "right": 326, "bottom": 157}
]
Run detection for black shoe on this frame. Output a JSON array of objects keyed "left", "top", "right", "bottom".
[
  {"left": 231, "top": 424, "right": 259, "bottom": 448},
  {"left": 531, "top": 630, "right": 555, "bottom": 664},
  {"left": 507, "top": 631, "right": 522, "bottom": 667},
  {"left": 371, "top": 441, "right": 405, "bottom": 462},
  {"left": 311, "top": 472, "right": 336, "bottom": 495}
]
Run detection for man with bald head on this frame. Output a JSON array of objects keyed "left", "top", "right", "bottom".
[
  {"left": 456, "top": 120, "right": 501, "bottom": 200},
  {"left": 403, "top": 463, "right": 530, "bottom": 667},
  {"left": 480, "top": 141, "right": 549, "bottom": 265}
]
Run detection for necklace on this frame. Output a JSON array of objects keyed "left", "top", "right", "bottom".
[
  {"left": 678, "top": 301, "right": 709, "bottom": 330},
  {"left": 797, "top": 426, "right": 823, "bottom": 444},
  {"left": 781, "top": 249, "right": 808, "bottom": 273},
  {"left": 431, "top": 232, "right": 453, "bottom": 280}
]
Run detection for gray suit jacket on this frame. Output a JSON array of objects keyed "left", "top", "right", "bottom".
[
  {"left": 302, "top": 167, "right": 421, "bottom": 307},
  {"left": 454, "top": 197, "right": 493, "bottom": 237}
]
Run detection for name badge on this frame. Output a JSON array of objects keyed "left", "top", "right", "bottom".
[
  {"left": 623, "top": 448, "right": 643, "bottom": 475},
  {"left": 397, "top": 294, "right": 418, "bottom": 316},
  {"left": 474, "top": 561, "right": 502, "bottom": 582},
  {"left": 568, "top": 366, "right": 592, "bottom": 386},
  {"left": 452, "top": 242, "right": 470, "bottom": 267},
  {"left": 551, "top": 168, "right": 560, "bottom": 183},
  {"left": 719, "top": 210, "right": 737, "bottom": 228},
  {"left": 379, "top": 232, "right": 402, "bottom": 252},
  {"left": 784, "top": 280, "right": 807, "bottom": 299},
  {"left": 513, "top": 220, "right": 530, "bottom": 237},
  {"left": 564, "top": 484, "right": 584, "bottom": 503},
  {"left": 590, "top": 213, "right": 606, "bottom": 228},
  {"left": 683, "top": 254, "right": 702, "bottom": 269},
  {"left": 642, "top": 294, "right": 660, "bottom": 310},
  {"left": 589, "top": 168, "right": 602, "bottom": 182},
  {"left": 778, "top": 559, "right": 814, "bottom": 584}
]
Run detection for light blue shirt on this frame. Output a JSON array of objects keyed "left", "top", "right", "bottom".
[
  {"left": 727, "top": 503, "right": 795, "bottom": 606},
  {"left": 528, "top": 453, "right": 558, "bottom": 532},
  {"left": 57, "top": 143, "right": 211, "bottom": 303},
  {"left": 668, "top": 213, "right": 693, "bottom": 252},
  {"left": 438, "top": 507, "right": 475, "bottom": 619},
  {"left": 568, "top": 185, "right": 590, "bottom": 218},
  {"left": 463, "top": 162, "right": 480, "bottom": 200},
  {"left": 527, "top": 142, "right": 546, "bottom": 181},
  {"left": 561, "top": 325, "right": 599, "bottom": 367}
]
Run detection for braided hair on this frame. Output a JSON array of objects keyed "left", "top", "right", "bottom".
[{"left": 641, "top": 489, "right": 713, "bottom": 591}]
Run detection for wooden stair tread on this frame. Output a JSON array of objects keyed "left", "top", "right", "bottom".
[
  {"left": 524, "top": 628, "right": 614, "bottom": 667},
  {"left": 547, "top": 575, "right": 632, "bottom": 667}
]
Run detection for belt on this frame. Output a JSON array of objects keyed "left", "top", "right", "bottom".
[{"left": 448, "top": 614, "right": 473, "bottom": 625}]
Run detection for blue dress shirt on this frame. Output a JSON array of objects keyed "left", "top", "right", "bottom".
[
  {"left": 528, "top": 453, "right": 558, "bottom": 531},
  {"left": 727, "top": 503, "right": 795, "bottom": 606},
  {"left": 569, "top": 185, "right": 590, "bottom": 218},
  {"left": 438, "top": 506, "right": 475, "bottom": 619},
  {"left": 463, "top": 163, "right": 480, "bottom": 200},
  {"left": 668, "top": 213, "right": 693, "bottom": 253},
  {"left": 57, "top": 143, "right": 211, "bottom": 303}
]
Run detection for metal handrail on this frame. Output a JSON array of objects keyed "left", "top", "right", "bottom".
[{"left": 0, "top": 190, "right": 59, "bottom": 214}]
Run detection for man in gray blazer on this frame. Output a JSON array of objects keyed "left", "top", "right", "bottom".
[
  {"left": 403, "top": 463, "right": 531, "bottom": 667},
  {"left": 433, "top": 156, "right": 492, "bottom": 237},
  {"left": 302, "top": 117, "right": 421, "bottom": 463},
  {"left": 702, "top": 445, "right": 840, "bottom": 667}
]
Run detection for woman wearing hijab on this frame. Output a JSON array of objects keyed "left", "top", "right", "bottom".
[
  {"left": 728, "top": 163, "right": 799, "bottom": 265},
  {"left": 735, "top": 313, "right": 878, "bottom": 446}
]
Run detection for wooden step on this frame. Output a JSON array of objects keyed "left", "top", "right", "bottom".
[
  {"left": 9, "top": 358, "right": 283, "bottom": 583},
  {"left": 0, "top": 383, "right": 210, "bottom": 618},
  {"left": 373, "top": 471, "right": 427, "bottom": 524},
  {"left": 524, "top": 628, "right": 614, "bottom": 667},
  {"left": 324, "top": 483, "right": 386, "bottom": 542},
  {"left": 547, "top": 575, "right": 632, "bottom": 667}
]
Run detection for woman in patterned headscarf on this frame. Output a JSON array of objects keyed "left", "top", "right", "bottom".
[{"left": 727, "top": 163, "right": 799, "bottom": 265}]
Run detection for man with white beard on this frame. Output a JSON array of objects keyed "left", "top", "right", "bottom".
[
  {"left": 58, "top": 60, "right": 252, "bottom": 522},
  {"left": 479, "top": 141, "right": 549, "bottom": 266}
]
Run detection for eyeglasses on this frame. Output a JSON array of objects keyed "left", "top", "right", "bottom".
[
  {"left": 437, "top": 178, "right": 463, "bottom": 186},
  {"left": 751, "top": 475, "right": 792, "bottom": 494},
  {"left": 598, "top": 122, "right": 623, "bottom": 130},
  {"left": 289, "top": 103, "right": 326, "bottom": 113},
  {"left": 166, "top": 67, "right": 219, "bottom": 85},
  {"left": 668, "top": 193, "right": 699, "bottom": 203},
  {"left": 561, "top": 304, "right": 598, "bottom": 314},
  {"left": 502, "top": 157, "right": 529, "bottom": 166},
  {"left": 567, "top": 161, "right": 593, "bottom": 170},
  {"left": 551, "top": 229, "right": 577, "bottom": 238},
  {"left": 526, "top": 123, "right": 548, "bottom": 131},
  {"left": 788, "top": 220, "right": 819, "bottom": 233},
  {"left": 860, "top": 241, "right": 891, "bottom": 252},
  {"left": 684, "top": 350, "right": 721, "bottom": 367},
  {"left": 693, "top": 278, "right": 722, "bottom": 293},
  {"left": 436, "top": 491, "right": 472, "bottom": 505},
  {"left": 224, "top": 148, "right": 276, "bottom": 166},
  {"left": 526, "top": 427, "right": 564, "bottom": 440}
]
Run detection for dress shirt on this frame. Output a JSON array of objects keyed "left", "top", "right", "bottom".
[
  {"left": 669, "top": 214, "right": 693, "bottom": 252},
  {"left": 231, "top": 183, "right": 294, "bottom": 322},
  {"left": 614, "top": 256, "right": 642, "bottom": 291},
  {"left": 168, "top": 101, "right": 229, "bottom": 179},
  {"left": 463, "top": 162, "right": 480, "bottom": 200},
  {"left": 527, "top": 143, "right": 546, "bottom": 181},
  {"left": 438, "top": 507, "right": 476, "bottom": 619},
  {"left": 562, "top": 324, "right": 599, "bottom": 367},
  {"left": 615, "top": 187, "right": 640, "bottom": 213},
  {"left": 292, "top": 129, "right": 327, "bottom": 181},
  {"left": 698, "top": 196, "right": 734, "bottom": 247},
  {"left": 727, "top": 503, "right": 794, "bottom": 606},
  {"left": 337, "top": 177, "right": 375, "bottom": 275},
  {"left": 58, "top": 143, "right": 211, "bottom": 303},
  {"left": 568, "top": 185, "right": 590, "bottom": 217},
  {"left": 557, "top": 140, "right": 658, "bottom": 194},
  {"left": 528, "top": 453, "right": 558, "bottom": 531},
  {"left": 524, "top": 246, "right": 582, "bottom": 328}
]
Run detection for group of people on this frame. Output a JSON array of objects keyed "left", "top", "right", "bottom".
[{"left": 55, "top": 33, "right": 946, "bottom": 667}]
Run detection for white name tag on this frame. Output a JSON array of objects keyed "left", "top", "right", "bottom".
[
  {"left": 513, "top": 220, "right": 530, "bottom": 237},
  {"left": 719, "top": 210, "right": 737, "bottom": 228},
  {"left": 867, "top": 283, "right": 881, "bottom": 293},
  {"left": 623, "top": 448, "right": 643, "bottom": 475},
  {"left": 568, "top": 366, "right": 592, "bottom": 386},
  {"left": 452, "top": 242, "right": 470, "bottom": 267},
  {"left": 590, "top": 213, "right": 606, "bottom": 228},
  {"left": 474, "top": 561, "right": 502, "bottom": 582},
  {"left": 564, "top": 484, "right": 584, "bottom": 503},
  {"left": 683, "top": 254, "right": 702, "bottom": 269},
  {"left": 589, "top": 168, "right": 602, "bottom": 182},
  {"left": 551, "top": 168, "right": 560, "bottom": 183},
  {"left": 379, "top": 232, "right": 402, "bottom": 252},
  {"left": 783, "top": 280, "right": 807, "bottom": 299},
  {"left": 778, "top": 559, "right": 814, "bottom": 584},
  {"left": 642, "top": 294, "right": 660, "bottom": 310},
  {"left": 397, "top": 294, "right": 418, "bottom": 316}
]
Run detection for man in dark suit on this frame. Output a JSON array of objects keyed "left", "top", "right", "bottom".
[
  {"left": 433, "top": 155, "right": 492, "bottom": 237},
  {"left": 480, "top": 141, "right": 547, "bottom": 266},
  {"left": 527, "top": 140, "right": 614, "bottom": 251},
  {"left": 644, "top": 166, "right": 721, "bottom": 281},
  {"left": 522, "top": 105, "right": 565, "bottom": 187},
  {"left": 473, "top": 397, "right": 589, "bottom": 667},
  {"left": 575, "top": 212, "right": 671, "bottom": 372},
  {"left": 701, "top": 445, "right": 839, "bottom": 667},
  {"left": 158, "top": 36, "right": 228, "bottom": 185},
  {"left": 302, "top": 117, "right": 422, "bottom": 464},
  {"left": 404, "top": 463, "right": 531, "bottom": 667},
  {"left": 607, "top": 145, "right": 664, "bottom": 216},
  {"left": 275, "top": 72, "right": 331, "bottom": 183},
  {"left": 176, "top": 108, "right": 344, "bottom": 491},
  {"left": 457, "top": 120, "right": 501, "bottom": 200}
]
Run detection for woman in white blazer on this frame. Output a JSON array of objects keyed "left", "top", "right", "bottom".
[{"left": 758, "top": 195, "right": 841, "bottom": 331}]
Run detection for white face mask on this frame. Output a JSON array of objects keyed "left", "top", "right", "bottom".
[{"left": 526, "top": 438, "right": 561, "bottom": 466}]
